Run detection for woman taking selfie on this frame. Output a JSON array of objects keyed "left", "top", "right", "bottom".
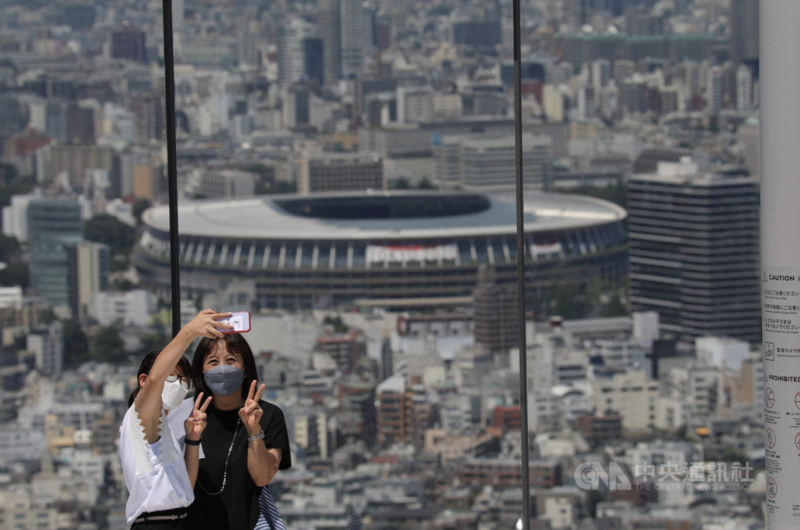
[
  {"left": 119, "top": 309, "right": 233, "bottom": 528},
  {"left": 186, "top": 333, "right": 291, "bottom": 530}
]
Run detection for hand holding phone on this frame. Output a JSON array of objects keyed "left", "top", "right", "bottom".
[{"left": 216, "top": 311, "right": 251, "bottom": 333}]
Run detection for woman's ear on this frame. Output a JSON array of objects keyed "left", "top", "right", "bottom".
[{"left": 138, "top": 373, "right": 147, "bottom": 389}]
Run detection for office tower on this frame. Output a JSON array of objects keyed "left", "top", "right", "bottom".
[
  {"left": 27, "top": 321, "right": 64, "bottom": 377},
  {"left": 129, "top": 94, "right": 165, "bottom": 142},
  {"left": 706, "top": 66, "right": 723, "bottom": 114},
  {"left": 132, "top": 164, "right": 162, "bottom": 201},
  {"left": 28, "top": 198, "right": 84, "bottom": 312},
  {"left": 684, "top": 61, "right": 701, "bottom": 98},
  {"left": 282, "top": 84, "right": 311, "bottom": 128},
  {"left": 45, "top": 102, "right": 68, "bottom": 143},
  {"left": 612, "top": 60, "right": 635, "bottom": 84},
  {"left": 111, "top": 27, "right": 148, "bottom": 63},
  {"left": 625, "top": 8, "right": 664, "bottom": 36},
  {"left": 66, "top": 104, "right": 96, "bottom": 145},
  {"left": 303, "top": 37, "right": 324, "bottom": 85},
  {"left": 67, "top": 242, "right": 109, "bottom": 320},
  {"left": 318, "top": 0, "right": 342, "bottom": 85},
  {"left": 362, "top": 2, "right": 375, "bottom": 56},
  {"left": 592, "top": 59, "right": 611, "bottom": 96},
  {"left": 238, "top": 33, "right": 260, "bottom": 68},
  {"left": 297, "top": 152, "right": 384, "bottom": 193},
  {"left": 730, "top": 0, "right": 759, "bottom": 66},
  {"left": 340, "top": 0, "right": 365, "bottom": 78},
  {"left": 452, "top": 21, "right": 502, "bottom": 47},
  {"left": 436, "top": 134, "right": 551, "bottom": 189},
  {"left": 736, "top": 65, "right": 752, "bottom": 111},
  {"left": 473, "top": 266, "right": 519, "bottom": 354},
  {"left": 278, "top": 18, "right": 318, "bottom": 89},
  {"left": 628, "top": 159, "right": 760, "bottom": 342}
]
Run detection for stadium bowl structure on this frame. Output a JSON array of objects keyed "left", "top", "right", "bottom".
[{"left": 134, "top": 191, "right": 628, "bottom": 310}]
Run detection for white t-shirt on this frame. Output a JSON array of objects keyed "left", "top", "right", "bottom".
[{"left": 119, "top": 404, "right": 194, "bottom": 524}]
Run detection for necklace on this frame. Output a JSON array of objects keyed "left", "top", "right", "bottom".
[{"left": 197, "top": 417, "right": 240, "bottom": 496}]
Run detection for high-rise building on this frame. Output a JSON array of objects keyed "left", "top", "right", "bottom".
[
  {"left": 452, "top": 21, "right": 502, "bottom": 48},
  {"left": 303, "top": 37, "right": 324, "bottom": 85},
  {"left": 736, "top": 65, "right": 752, "bottom": 111},
  {"left": 705, "top": 66, "right": 723, "bottom": 114},
  {"left": 434, "top": 133, "right": 552, "bottom": 189},
  {"left": 28, "top": 198, "right": 84, "bottom": 312},
  {"left": 67, "top": 242, "right": 109, "bottom": 320},
  {"left": 730, "top": 0, "right": 759, "bottom": 66},
  {"left": 297, "top": 152, "right": 384, "bottom": 194},
  {"left": 376, "top": 375, "right": 431, "bottom": 449},
  {"left": 282, "top": 84, "right": 311, "bottom": 129},
  {"left": 473, "top": 266, "right": 519, "bottom": 354},
  {"left": 628, "top": 159, "right": 760, "bottom": 342},
  {"left": 738, "top": 117, "right": 759, "bottom": 181},
  {"left": 65, "top": 104, "right": 96, "bottom": 145},
  {"left": 318, "top": 0, "right": 342, "bottom": 85},
  {"left": 278, "top": 18, "right": 318, "bottom": 89},
  {"left": 340, "top": 0, "right": 365, "bottom": 78},
  {"left": 591, "top": 59, "right": 611, "bottom": 96},
  {"left": 27, "top": 321, "right": 64, "bottom": 377},
  {"left": 111, "top": 27, "right": 148, "bottom": 63}
]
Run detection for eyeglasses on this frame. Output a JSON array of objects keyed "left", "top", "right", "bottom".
[{"left": 166, "top": 374, "right": 192, "bottom": 389}]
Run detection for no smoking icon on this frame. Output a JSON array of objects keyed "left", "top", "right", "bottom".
[
  {"left": 767, "top": 428, "right": 777, "bottom": 449},
  {"left": 766, "top": 388, "right": 776, "bottom": 409}
]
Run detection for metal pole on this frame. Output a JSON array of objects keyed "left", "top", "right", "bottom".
[
  {"left": 162, "top": 0, "right": 181, "bottom": 337},
  {"left": 512, "top": 0, "right": 531, "bottom": 527},
  {"left": 761, "top": 2, "right": 800, "bottom": 529}
]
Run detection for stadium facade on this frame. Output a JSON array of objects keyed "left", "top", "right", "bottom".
[{"left": 134, "top": 192, "right": 628, "bottom": 310}]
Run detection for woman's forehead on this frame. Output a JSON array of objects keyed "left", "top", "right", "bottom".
[{"left": 207, "top": 341, "right": 241, "bottom": 359}]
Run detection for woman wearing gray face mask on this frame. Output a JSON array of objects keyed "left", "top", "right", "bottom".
[
  {"left": 186, "top": 333, "right": 292, "bottom": 530},
  {"left": 119, "top": 309, "right": 233, "bottom": 529}
]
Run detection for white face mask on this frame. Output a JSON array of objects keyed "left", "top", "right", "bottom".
[{"left": 162, "top": 379, "right": 189, "bottom": 411}]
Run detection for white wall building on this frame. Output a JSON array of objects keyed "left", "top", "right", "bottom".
[
  {"left": 592, "top": 369, "right": 659, "bottom": 432},
  {"left": 0, "top": 286, "right": 22, "bottom": 309},
  {"left": 1, "top": 194, "right": 34, "bottom": 242},
  {"left": 92, "top": 290, "right": 156, "bottom": 327},
  {"left": 695, "top": 336, "right": 751, "bottom": 371}
]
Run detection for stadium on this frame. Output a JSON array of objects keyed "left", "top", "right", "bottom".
[{"left": 134, "top": 191, "right": 628, "bottom": 310}]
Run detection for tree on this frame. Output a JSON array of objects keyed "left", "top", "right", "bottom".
[
  {"left": 84, "top": 215, "right": 135, "bottom": 256},
  {"left": 417, "top": 178, "right": 437, "bottom": 190},
  {"left": 323, "top": 315, "right": 349, "bottom": 333},
  {"left": 0, "top": 262, "right": 28, "bottom": 288},
  {"left": 90, "top": 326, "right": 128, "bottom": 364},
  {"left": 133, "top": 199, "right": 151, "bottom": 225},
  {"left": 63, "top": 320, "right": 90, "bottom": 368},
  {"left": 390, "top": 178, "right": 411, "bottom": 190},
  {"left": 601, "top": 292, "right": 629, "bottom": 317}
]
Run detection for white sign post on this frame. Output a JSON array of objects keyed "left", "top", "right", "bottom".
[{"left": 762, "top": 3, "right": 800, "bottom": 529}]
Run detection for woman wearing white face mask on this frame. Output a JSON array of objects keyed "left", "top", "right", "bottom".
[{"left": 119, "top": 309, "right": 233, "bottom": 529}]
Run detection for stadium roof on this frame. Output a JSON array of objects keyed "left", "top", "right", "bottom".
[{"left": 143, "top": 191, "right": 626, "bottom": 241}]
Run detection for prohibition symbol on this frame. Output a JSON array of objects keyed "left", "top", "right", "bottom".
[
  {"left": 795, "top": 432, "right": 800, "bottom": 451},
  {"left": 768, "top": 477, "right": 778, "bottom": 499},
  {"left": 767, "top": 428, "right": 777, "bottom": 449},
  {"left": 795, "top": 391, "right": 800, "bottom": 411},
  {"left": 766, "top": 388, "right": 776, "bottom": 409}
]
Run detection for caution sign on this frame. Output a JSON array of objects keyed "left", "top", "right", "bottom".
[{"left": 762, "top": 267, "right": 800, "bottom": 523}]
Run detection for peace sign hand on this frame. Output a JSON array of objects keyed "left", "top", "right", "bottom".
[
  {"left": 238, "top": 380, "right": 266, "bottom": 437},
  {"left": 185, "top": 392, "right": 212, "bottom": 441}
]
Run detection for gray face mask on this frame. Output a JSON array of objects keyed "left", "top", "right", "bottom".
[{"left": 204, "top": 365, "right": 244, "bottom": 397}]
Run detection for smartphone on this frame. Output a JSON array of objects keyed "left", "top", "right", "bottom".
[{"left": 216, "top": 311, "right": 251, "bottom": 334}]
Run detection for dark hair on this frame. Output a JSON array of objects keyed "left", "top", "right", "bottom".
[
  {"left": 191, "top": 334, "right": 258, "bottom": 401},
  {"left": 127, "top": 350, "right": 193, "bottom": 407}
]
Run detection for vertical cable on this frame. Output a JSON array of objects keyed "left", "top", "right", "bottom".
[
  {"left": 512, "top": 0, "right": 531, "bottom": 527},
  {"left": 162, "top": 0, "right": 181, "bottom": 337}
]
